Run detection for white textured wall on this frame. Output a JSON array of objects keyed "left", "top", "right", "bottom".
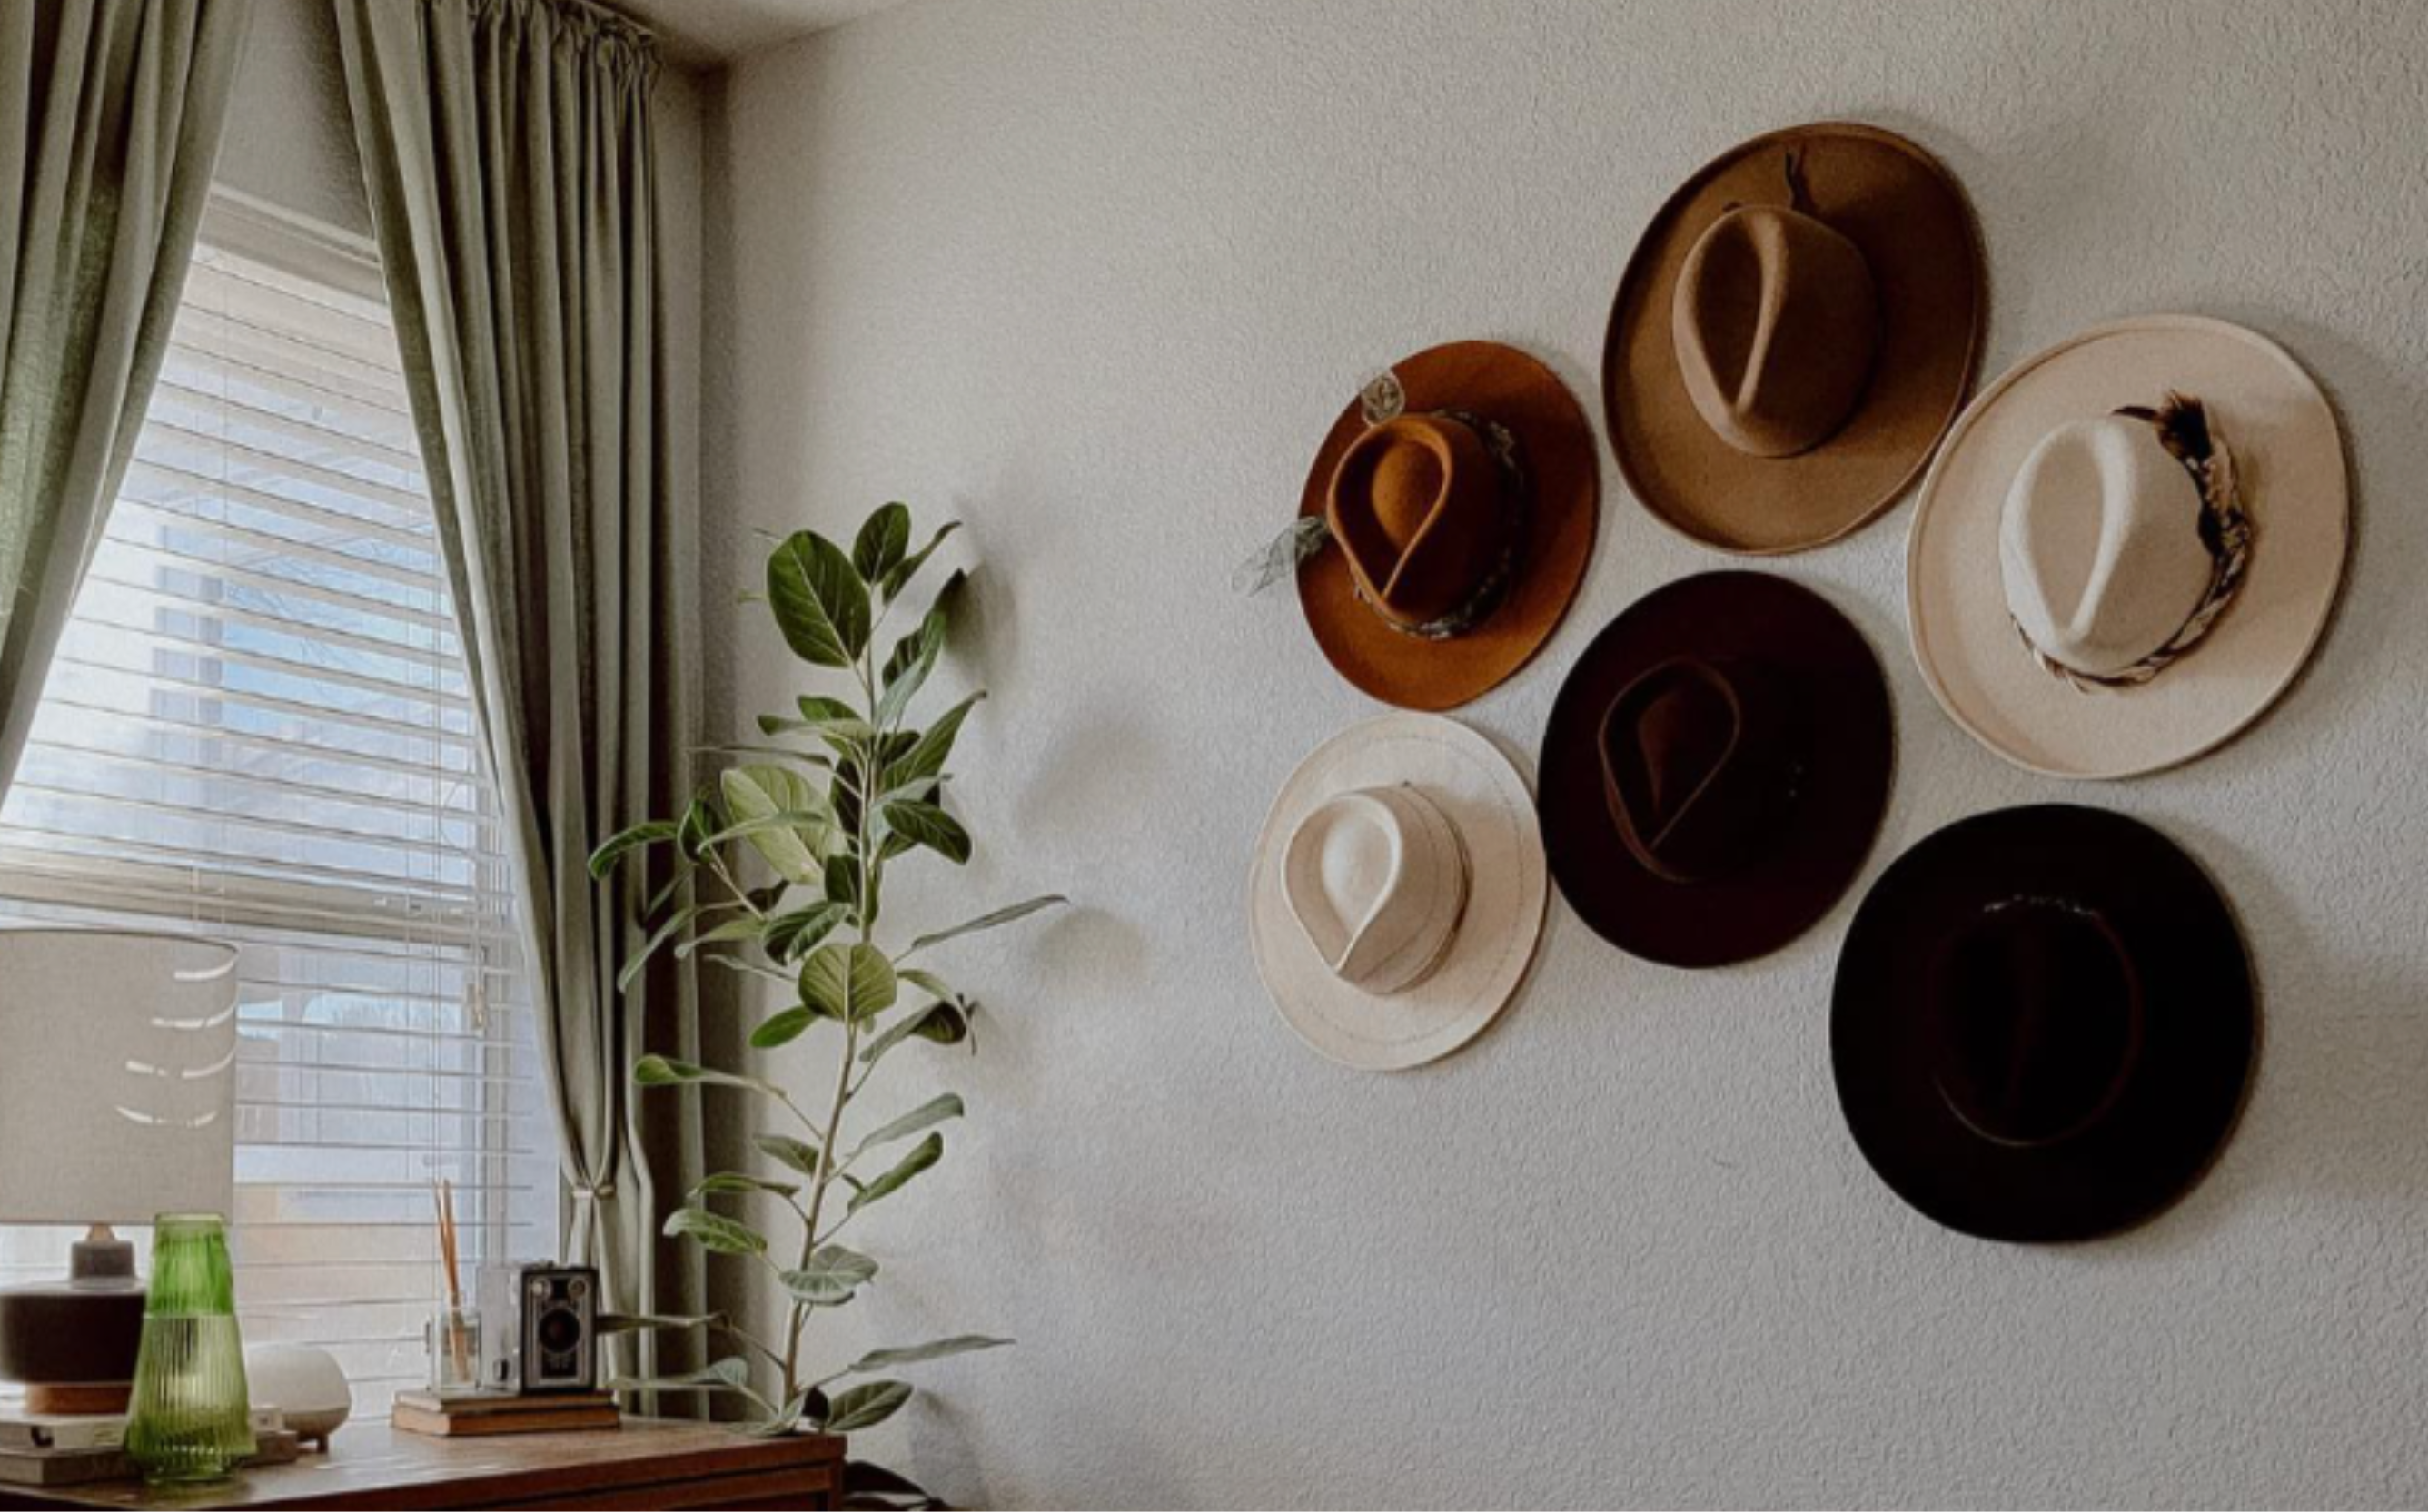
[{"left": 698, "top": 4, "right": 2428, "bottom": 1505}]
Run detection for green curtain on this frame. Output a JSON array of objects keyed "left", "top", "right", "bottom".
[
  {"left": 330, "top": 0, "right": 704, "bottom": 1389},
  {"left": 0, "top": 0, "right": 251, "bottom": 788}
]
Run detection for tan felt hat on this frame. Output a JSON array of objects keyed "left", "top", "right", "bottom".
[
  {"left": 1295, "top": 341, "right": 1600, "bottom": 710},
  {"left": 1603, "top": 122, "right": 1987, "bottom": 555},
  {"left": 1248, "top": 714, "right": 1547, "bottom": 1072},
  {"left": 1907, "top": 314, "right": 2349, "bottom": 779}
]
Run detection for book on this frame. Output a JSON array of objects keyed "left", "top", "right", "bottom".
[
  {"left": 0, "top": 1428, "right": 300, "bottom": 1489},
  {"left": 391, "top": 1388, "right": 615, "bottom": 1418},
  {"left": 391, "top": 1402, "right": 619, "bottom": 1438},
  {"left": 0, "top": 1402, "right": 282, "bottom": 1452}
]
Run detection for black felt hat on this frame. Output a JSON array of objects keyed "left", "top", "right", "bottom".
[
  {"left": 1831, "top": 805, "right": 2256, "bottom": 1244},
  {"left": 1535, "top": 571, "right": 1893, "bottom": 968}
]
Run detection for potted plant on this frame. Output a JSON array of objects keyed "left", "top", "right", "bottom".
[{"left": 590, "top": 504, "right": 1058, "bottom": 1497}]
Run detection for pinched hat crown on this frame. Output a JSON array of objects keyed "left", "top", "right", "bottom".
[
  {"left": 1926, "top": 898, "right": 2146, "bottom": 1148},
  {"left": 1326, "top": 414, "right": 1515, "bottom": 633},
  {"left": 2000, "top": 400, "right": 2245, "bottom": 685},
  {"left": 1670, "top": 151, "right": 1883, "bottom": 459},
  {"left": 1597, "top": 655, "right": 1809, "bottom": 884},
  {"left": 1280, "top": 785, "right": 1471, "bottom": 997}
]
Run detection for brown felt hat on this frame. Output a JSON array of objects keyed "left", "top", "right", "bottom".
[
  {"left": 1832, "top": 805, "right": 2255, "bottom": 1243},
  {"left": 1297, "top": 341, "right": 1600, "bottom": 710},
  {"left": 1603, "top": 123, "right": 1987, "bottom": 554},
  {"left": 1535, "top": 571, "right": 1892, "bottom": 969}
]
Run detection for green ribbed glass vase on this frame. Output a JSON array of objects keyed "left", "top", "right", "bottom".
[{"left": 125, "top": 1215, "right": 255, "bottom": 1484}]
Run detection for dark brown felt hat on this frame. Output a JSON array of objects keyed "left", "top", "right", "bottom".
[
  {"left": 1603, "top": 122, "right": 1987, "bottom": 554},
  {"left": 1297, "top": 341, "right": 1600, "bottom": 710},
  {"left": 1535, "top": 571, "right": 1892, "bottom": 969},
  {"left": 1831, "top": 805, "right": 2255, "bottom": 1244}
]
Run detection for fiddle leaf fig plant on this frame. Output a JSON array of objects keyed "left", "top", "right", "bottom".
[{"left": 591, "top": 502, "right": 1060, "bottom": 1445}]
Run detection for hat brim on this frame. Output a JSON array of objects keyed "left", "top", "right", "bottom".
[
  {"left": 1249, "top": 714, "right": 1548, "bottom": 1071},
  {"left": 1907, "top": 314, "right": 2350, "bottom": 779},
  {"left": 1603, "top": 122, "right": 1987, "bottom": 555},
  {"left": 1298, "top": 341, "right": 1600, "bottom": 710},
  {"left": 1831, "top": 805, "right": 2255, "bottom": 1243},
  {"left": 1536, "top": 572, "right": 1893, "bottom": 969}
]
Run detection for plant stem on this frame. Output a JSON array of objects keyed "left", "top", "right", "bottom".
[{"left": 779, "top": 635, "right": 885, "bottom": 1408}]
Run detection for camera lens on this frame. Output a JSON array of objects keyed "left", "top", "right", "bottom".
[{"left": 538, "top": 1306, "right": 580, "bottom": 1353}]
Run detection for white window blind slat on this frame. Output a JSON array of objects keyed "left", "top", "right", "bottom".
[{"left": 0, "top": 212, "right": 557, "bottom": 1423}]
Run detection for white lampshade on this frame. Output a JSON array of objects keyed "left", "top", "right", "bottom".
[{"left": 0, "top": 929, "right": 240, "bottom": 1227}]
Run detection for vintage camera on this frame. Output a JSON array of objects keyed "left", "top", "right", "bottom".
[{"left": 475, "top": 1262, "right": 599, "bottom": 1393}]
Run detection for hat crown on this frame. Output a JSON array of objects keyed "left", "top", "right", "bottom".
[
  {"left": 2000, "top": 415, "right": 2213, "bottom": 678},
  {"left": 1598, "top": 655, "right": 1805, "bottom": 884},
  {"left": 1671, "top": 184, "right": 1883, "bottom": 460},
  {"left": 1281, "top": 785, "right": 1470, "bottom": 996},
  {"left": 1327, "top": 414, "right": 1508, "bottom": 630},
  {"left": 1928, "top": 898, "right": 2146, "bottom": 1148}
]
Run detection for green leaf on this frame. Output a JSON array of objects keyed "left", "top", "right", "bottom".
[
  {"left": 767, "top": 530, "right": 870, "bottom": 668},
  {"left": 748, "top": 1004, "right": 818, "bottom": 1050},
  {"left": 847, "top": 1132, "right": 942, "bottom": 1214},
  {"left": 663, "top": 1206, "right": 768, "bottom": 1256},
  {"left": 880, "top": 799, "right": 971, "bottom": 865},
  {"left": 857, "top": 1000, "right": 971, "bottom": 1064},
  {"left": 633, "top": 1054, "right": 782, "bottom": 1101},
  {"left": 824, "top": 855, "right": 862, "bottom": 914},
  {"left": 691, "top": 1172, "right": 800, "bottom": 1201},
  {"left": 618, "top": 905, "right": 707, "bottom": 993},
  {"left": 906, "top": 894, "right": 1066, "bottom": 956},
  {"left": 880, "top": 520, "right": 960, "bottom": 602},
  {"left": 839, "top": 1335, "right": 1012, "bottom": 1375},
  {"left": 597, "top": 1310, "right": 726, "bottom": 1337},
  {"left": 590, "top": 819, "right": 679, "bottom": 878},
  {"left": 799, "top": 695, "right": 859, "bottom": 724},
  {"left": 874, "top": 569, "right": 962, "bottom": 730},
  {"left": 754, "top": 1133, "right": 823, "bottom": 1178},
  {"left": 677, "top": 794, "right": 721, "bottom": 862},
  {"left": 778, "top": 1244, "right": 879, "bottom": 1306},
  {"left": 719, "top": 766, "right": 833, "bottom": 884},
  {"left": 883, "top": 692, "right": 983, "bottom": 796},
  {"left": 706, "top": 954, "right": 798, "bottom": 988},
  {"left": 852, "top": 502, "right": 912, "bottom": 584},
  {"left": 897, "top": 968, "right": 955, "bottom": 1001},
  {"left": 763, "top": 902, "right": 849, "bottom": 961},
  {"left": 852, "top": 1092, "right": 963, "bottom": 1157},
  {"left": 822, "top": 1379, "right": 913, "bottom": 1433},
  {"left": 801, "top": 942, "right": 897, "bottom": 1023},
  {"left": 607, "top": 1357, "right": 767, "bottom": 1412},
  {"left": 674, "top": 915, "right": 763, "bottom": 960}
]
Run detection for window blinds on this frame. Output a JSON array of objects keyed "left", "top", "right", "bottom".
[{"left": 0, "top": 202, "right": 556, "bottom": 1421}]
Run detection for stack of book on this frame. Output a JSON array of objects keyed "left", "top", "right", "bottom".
[
  {"left": 0, "top": 1405, "right": 294, "bottom": 1489},
  {"left": 391, "top": 1389, "right": 620, "bottom": 1438}
]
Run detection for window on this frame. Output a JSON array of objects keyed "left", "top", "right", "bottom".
[{"left": 0, "top": 196, "right": 554, "bottom": 1420}]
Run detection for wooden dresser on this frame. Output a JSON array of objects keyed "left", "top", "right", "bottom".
[{"left": 0, "top": 1420, "right": 846, "bottom": 1511}]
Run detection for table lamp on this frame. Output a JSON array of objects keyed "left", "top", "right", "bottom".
[{"left": 0, "top": 928, "right": 240, "bottom": 1416}]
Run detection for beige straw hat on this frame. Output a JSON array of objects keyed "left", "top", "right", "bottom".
[
  {"left": 1248, "top": 714, "right": 1547, "bottom": 1071},
  {"left": 1907, "top": 315, "right": 2348, "bottom": 778}
]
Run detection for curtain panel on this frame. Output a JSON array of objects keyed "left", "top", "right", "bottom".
[
  {"left": 330, "top": 0, "right": 704, "bottom": 1389},
  {"left": 0, "top": 0, "right": 251, "bottom": 787}
]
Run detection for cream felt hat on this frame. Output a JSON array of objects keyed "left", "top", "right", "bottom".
[
  {"left": 1248, "top": 714, "right": 1547, "bottom": 1071},
  {"left": 1908, "top": 315, "right": 2348, "bottom": 778}
]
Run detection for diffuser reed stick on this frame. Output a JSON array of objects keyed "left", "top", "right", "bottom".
[{"left": 433, "top": 1178, "right": 470, "bottom": 1383}]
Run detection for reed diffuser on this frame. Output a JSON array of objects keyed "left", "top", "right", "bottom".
[{"left": 426, "top": 1180, "right": 481, "bottom": 1394}]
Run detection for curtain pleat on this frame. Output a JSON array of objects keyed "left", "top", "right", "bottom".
[
  {"left": 0, "top": 0, "right": 252, "bottom": 788},
  {"left": 329, "top": 0, "right": 704, "bottom": 1400}
]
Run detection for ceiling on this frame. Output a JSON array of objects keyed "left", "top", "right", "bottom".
[{"left": 609, "top": 0, "right": 904, "bottom": 67}]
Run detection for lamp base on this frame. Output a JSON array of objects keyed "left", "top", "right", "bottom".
[
  {"left": 0, "top": 1227, "right": 148, "bottom": 1414},
  {"left": 23, "top": 1382, "right": 134, "bottom": 1417}
]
